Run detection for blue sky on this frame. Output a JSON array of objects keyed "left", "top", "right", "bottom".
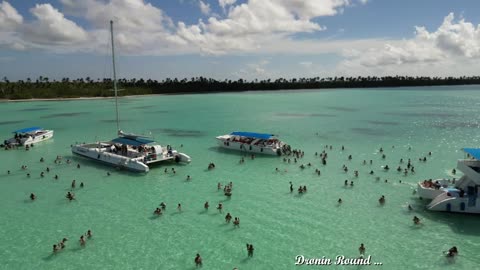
[{"left": 1, "top": 0, "right": 480, "bottom": 81}]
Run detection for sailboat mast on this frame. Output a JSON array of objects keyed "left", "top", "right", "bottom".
[{"left": 110, "top": 20, "right": 120, "bottom": 132}]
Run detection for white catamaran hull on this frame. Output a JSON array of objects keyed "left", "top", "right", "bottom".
[
  {"left": 72, "top": 144, "right": 149, "bottom": 172},
  {"left": 72, "top": 143, "right": 191, "bottom": 173}
]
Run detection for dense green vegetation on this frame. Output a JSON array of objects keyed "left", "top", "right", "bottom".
[{"left": 1, "top": 75, "right": 480, "bottom": 99}]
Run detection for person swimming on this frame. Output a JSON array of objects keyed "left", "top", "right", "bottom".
[
  {"left": 217, "top": 203, "right": 223, "bottom": 212},
  {"left": 446, "top": 246, "right": 458, "bottom": 258},
  {"left": 160, "top": 202, "right": 166, "bottom": 210},
  {"left": 379, "top": 195, "right": 385, "bottom": 205},
  {"left": 233, "top": 217, "right": 240, "bottom": 227},
  {"left": 30, "top": 193, "right": 36, "bottom": 200},
  {"left": 413, "top": 216, "right": 420, "bottom": 225},
  {"left": 80, "top": 235, "right": 86, "bottom": 246},
  {"left": 338, "top": 198, "right": 342, "bottom": 204},
  {"left": 204, "top": 201, "right": 209, "bottom": 210},
  {"left": 71, "top": 180, "right": 76, "bottom": 189},
  {"left": 86, "top": 230, "right": 92, "bottom": 238}
]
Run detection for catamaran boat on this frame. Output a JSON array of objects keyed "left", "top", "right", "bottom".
[
  {"left": 72, "top": 131, "right": 191, "bottom": 173},
  {"left": 216, "top": 131, "right": 291, "bottom": 156},
  {"left": 2, "top": 127, "right": 54, "bottom": 147},
  {"left": 417, "top": 148, "right": 480, "bottom": 213},
  {"left": 71, "top": 21, "right": 191, "bottom": 173}
]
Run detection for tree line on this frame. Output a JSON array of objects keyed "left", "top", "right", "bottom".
[{"left": 1, "top": 75, "right": 480, "bottom": 99}]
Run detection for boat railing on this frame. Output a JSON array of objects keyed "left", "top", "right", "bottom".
[{"left": 457, "top": 159, "right": 480, "bottom": 184}]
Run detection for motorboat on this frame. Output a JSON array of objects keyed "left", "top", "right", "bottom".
[
  {"left": 418, "top": 148, "right": 480, "bottom": 213},
  {"left": 3, "top": 127, "right": 53, "bottom": 147},
  {"left": 216, "top": 131, "right": 291, "bottom": 156}
]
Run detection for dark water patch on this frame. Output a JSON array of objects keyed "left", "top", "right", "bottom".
[
  {"left": 152, "top": 128, "right": 206, "bottom": 137},
  {"left": 366, "top": 120, "right": 400, "bottom": 126},
  {"left": 99, "top": 119, "right": 131, "bottom": 123},
  {"left": 0, "top": 120, "right": 24, "bottom": 125},
  {"left": 431, "top": 122, "right": 480, "bottom": 129},
  {"left": 384, "top": 112, "right": 457, "bottom": 117},
  {"left": 275, "top": 113, "right": 336, "bottom": 118},
  {"left": 19, "top": 108, "right": 50, "bottom": 112},
  {"left": 326, "top": 106, "right": 359, "bottom": 112},
  {"left": 41, "top": 112, "right": 90, "bottom": 118},
  {"left": 132, "top": 105, "right": 155, "bottom": 109},
  {"left": 401, "top": 103, "right": 446, "bottom": 108},
  {"left": 351, "top": 127, "right": 389, "bottom": 137}
]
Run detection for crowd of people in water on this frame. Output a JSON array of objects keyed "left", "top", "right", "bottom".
[
  {"left": 7, "top": 141, "right": 462, "bottom": 267},
  {"left": 52, "top": 230, "right": 92, "bottom": 253}
]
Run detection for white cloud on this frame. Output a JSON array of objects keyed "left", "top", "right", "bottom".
[
  {"left": 299, "top": 61, "right": 313, "bottom": 68},
  {"left": 219, "top": 0, "right": 236, "bottom": 9},
  {"left": 340, "top": 13, "right": 480, "bottom": 76},
  {"left": 23, "top": 4, "right": 89, "bottom": 45},
  {"left": 0, "top": 1, "right": 23, "bottom": 31},
  {"left": 199, "top": 1, "right": 211, "bottom": 15}
]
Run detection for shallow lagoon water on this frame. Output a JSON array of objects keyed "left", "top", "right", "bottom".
[{"left": 1, "top": 86, "right": 480, "bottom": 269}]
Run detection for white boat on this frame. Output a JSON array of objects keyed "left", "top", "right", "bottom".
[
  {"left": 418, "top": 148, "right": 480, "bottom": 213},
  {"left": 3, "top": 127, "right": 54, "bottom": 147},
  {"left": 71, "top": 21, "right": 191, "bottom": 173},
  {"left": 216, "top": 131, "right": 291, "bottom": 156}
]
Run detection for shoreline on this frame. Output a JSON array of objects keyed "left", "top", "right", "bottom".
[{"left": 1, "top": 84, "right": 479, "bottom": 102}]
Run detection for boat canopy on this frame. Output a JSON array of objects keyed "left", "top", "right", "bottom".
[
  {"left": 13, "top": 127, "right": 42, "bottom": 133},
  {"left": 111, "top": 137, "right": 155, "bottom": 146},
  {"left": 463, "top": 148, "right": 480, "bottom": 160},
  {"left": 230, "top": 131, "right": 274, "bottom": 140}
]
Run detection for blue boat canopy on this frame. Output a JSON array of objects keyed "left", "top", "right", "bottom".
[
  {"left": 13, "top": 127, "right": 42, "bottom": 133},
  {"left": 230, "top": 131, "right": 274, "bottom": 140},
  {"left": 463, "top": 148, "right": 480, "bottom": 160},
  {"left": 111, "top": 137, "right": 155, "bottom": 146}
]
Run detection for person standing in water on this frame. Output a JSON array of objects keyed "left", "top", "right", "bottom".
[
  {"left": 359, "top": 243, "right": 365, "bottom": 256},
  {"left": 194, "top": 253, "right": 202, "bottom": 267},
  {"left": 247, "top": 243, "right": 254, "bottom": 257},
  {"left": 204, "top": 201, "right": 209, "bottom": 210}
]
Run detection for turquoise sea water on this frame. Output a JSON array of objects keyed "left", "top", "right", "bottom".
[{"left": 1, "top": 86, "right": 480, "bottom": 270}]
